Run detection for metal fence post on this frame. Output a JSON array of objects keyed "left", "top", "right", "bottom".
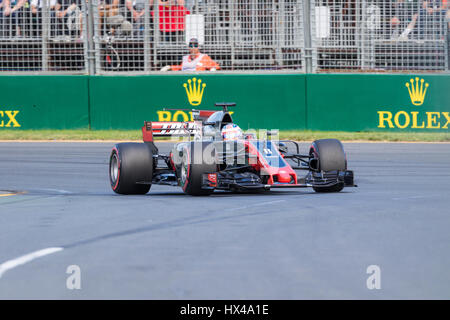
[
  {"left": 302, "top": 0, "right": 313, "bottom": 73},
  {"left": 359, "top": 0, "right": 375, "bottom": 70},
  {"left": 230, "top": 0, "right": 235, "bottom": 70},
  {"left": 154, "top": 3, "right": 160, "bottom": 69},
  {"left": 42, "top": 0, "right": 49, "bottom": 71},
  {"left": 91, "top": 0, "right": 102, "bottom": 73},
  {"left": 87, "top": 0, "right": 96, "bottom": 75},
  {"left": 275, "top": 1, "right": 282, "bottom": 68},
  {"left": 144, "top": 0, "right": 151, "bottom": 72},
  {"left": 445, "top": 27, "right": 449, "bottom": 71}
]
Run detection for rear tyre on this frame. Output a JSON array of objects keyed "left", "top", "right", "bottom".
[
  {"left": 180, "top": 142, "right": 217, "bottom": 196},
  {"left": 310, "top": 139, "right": 346, "bottom": 193},
  {"left": 109, "top": 143, "right": 153, "bottom": 195}
]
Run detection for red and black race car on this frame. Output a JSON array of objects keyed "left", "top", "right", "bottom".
[{"left": 109, "top": 103, "right": 355, "bottom": 196}]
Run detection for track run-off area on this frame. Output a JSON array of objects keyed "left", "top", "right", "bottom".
[{"left": 0, "top": 142, "right": 449, "bottom": 299}]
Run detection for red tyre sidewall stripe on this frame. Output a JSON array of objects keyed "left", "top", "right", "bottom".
[
  {"left": 311, "top": 144, "right": 319, "bottom": 159},
  {"left": 310, "top": 144, "right": 317, "bottom": 156}
]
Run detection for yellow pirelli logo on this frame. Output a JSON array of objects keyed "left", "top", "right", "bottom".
[{"left": 0, "top": 110, "right": 20, "bottom": 127}]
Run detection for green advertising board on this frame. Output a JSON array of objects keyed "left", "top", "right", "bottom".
[
  {"left": 88, "top": 74, "right": 307, "bottom": 130},
  {"left": 0, "top": 76, "right": 89, "bottom": 129},
  {"left": 0, "top": 74, "right": 448, "bottom": 132},
  {"left": 306, "top": 74, "right": 450, "bottom": 132}
]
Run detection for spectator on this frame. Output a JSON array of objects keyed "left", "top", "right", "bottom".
[
  {"left": 161, "top": 37, "right": 219, "bottom": 71},
  {"left": 30, "top": 0, "right": 58, "bottom": 37},
  {"left": 152, "top": 0, "right": 189, "bottom": 42},
  {"left": 98, "top": 0, "right": 118, "bottom": 35},
  {"left": 0, "top": 0, "right": 26, "bottom": 37},
  {"left": 388, "top": 0, "right": 420, "bottom": 40},
  {"left": 399, "top": 0, "right": 448, "bottom": 40},
  {"left": 55, "top": 0, "right": 84, "bottom": 38},
  {"left": 126, "top": 0, "right": 153, "bottom": 38},
  {"left": 0, "top": 1, "right": 5, "bottom": 37},
  {"left": 444, "top": 0, "right": 450, "bottom": 29},
  {"left": 99, "top": 0, "right": 132, "bottom": 37},
  {"left": 184, "top": 0, "right": 195, "bottom": 11}
]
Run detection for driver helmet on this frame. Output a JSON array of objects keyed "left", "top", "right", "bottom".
[{"left": 221, "top": 123, "right": 243, "bottom": 141}]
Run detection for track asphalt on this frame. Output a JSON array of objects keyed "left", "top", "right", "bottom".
[{"left": 0, "top": 142, "right": 449, "bottom": 299}]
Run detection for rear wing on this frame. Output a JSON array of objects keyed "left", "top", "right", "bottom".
[
  {"left": 141, "top": 103, "right": 237, "bottom": 142},
  {"left": 192, "top": 109, "right": 217, "bottom": 121},
  {"left": 214, "top": 102, "right": 236, "bottom": 112},
  {"left": 142, "top": 121, "right": 200, "bottom": 142},
  {"left": 142, "top": 109, "right": 219, "bottom": 142}
]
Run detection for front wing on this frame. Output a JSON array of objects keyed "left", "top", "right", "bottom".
[{"left": 202, "top": 170, "right": 356, "bottom": 191}]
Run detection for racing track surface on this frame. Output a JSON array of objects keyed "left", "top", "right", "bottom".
[{"left": 0, "top": 142, "right": 449, "bottom": 299}]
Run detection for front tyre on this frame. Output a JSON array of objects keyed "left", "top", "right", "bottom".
[
  {"left": 310, "top": 139, "right": 346, "bottom": 193},
  {"left": 180, "top": 142, "right": 217, "bottom": 196},
  {"left": 109, "top": 143, "right": 153, "bottom": 195}
]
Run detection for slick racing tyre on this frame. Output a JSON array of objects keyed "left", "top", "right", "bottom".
[
  {"left": 180, "top": 141, "right": 217, "bottom": 196},
  {"left": 310, "top": 139, "right": 346, "bottom": 193},
  {"left": 109, "top": 143, "right": 153, "bottom": 195}
]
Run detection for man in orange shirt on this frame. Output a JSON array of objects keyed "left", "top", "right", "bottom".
[{"left": 161, "top": 38, "right": 220, "bottom": 71}]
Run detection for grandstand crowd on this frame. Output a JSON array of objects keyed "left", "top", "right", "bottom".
[
  {"left": 0, "top": 0, "right": 448, "bottom": 71},
  {"left": 0, "top": 1, "right": 447, "bottom": 40}
]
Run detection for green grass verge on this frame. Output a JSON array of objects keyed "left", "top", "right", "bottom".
[
  {"left": 0, "top": 129, "right": 449, "bottom": 142},
  {"left": 279, "top": 130, "right": 450, "bottom": 142},
  {"left": 0, "top": 130, "right": 143, "bottom": 141}
]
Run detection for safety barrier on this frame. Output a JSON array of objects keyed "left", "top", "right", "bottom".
[
  {"left": 0, "top": 74, "right": 448, "bottom": 131},
  {"left": 306, "top": 74, "right": 450, "bottom": 132},
  {"left": 0, "top": 75, "right": 89, "bottom": 129},
  {"left": 88, "top": 74, "right": 306, "bottom": 129}
]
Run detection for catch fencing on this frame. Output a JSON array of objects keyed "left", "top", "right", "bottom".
[{"left": 0, "top": 0, "right": 448, "bottom": 73}]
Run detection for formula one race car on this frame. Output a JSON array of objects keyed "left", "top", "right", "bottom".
[{"left": 109, "top": 103, "right": 355, "bottom": 196}]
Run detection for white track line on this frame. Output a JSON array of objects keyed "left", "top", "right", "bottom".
[
  {"left": 37, "top": 188, "right": 73, "bottom": 195},
  {"left": 225, "top": 199, "right": 286, "bottom": 212},
  {"left": 0, "top": 247, "right": 63, "bottom": 279}
]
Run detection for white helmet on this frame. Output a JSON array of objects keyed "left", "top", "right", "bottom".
[{"left": 221, "top": 124, "right": 243, "bottom": 141}]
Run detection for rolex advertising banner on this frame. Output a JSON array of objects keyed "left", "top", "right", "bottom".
[
  {"left": 88, "top": 74, "right": 307, "bottom": 130},
  {"left": 0, "top": 76, "right": 89, "bottom": 129},
  {"left": 306, "top": 74, "right": 450, "bottom": 132},
  {"left": 0, "top": 74, "right": 448, "bottom": 132}
]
